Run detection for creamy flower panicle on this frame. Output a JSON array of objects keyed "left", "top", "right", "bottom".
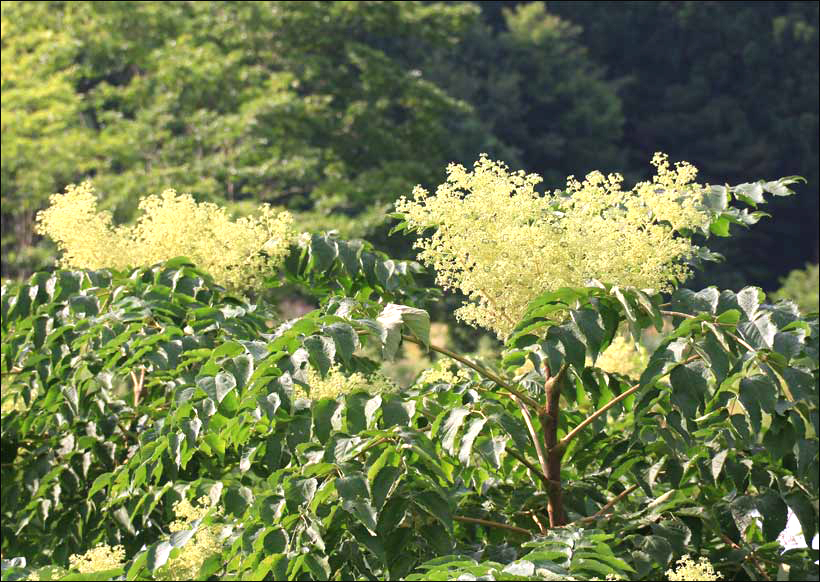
[
  {"left": 61, "top": 496, "right": 223, "bottom": 580},
  {"left": 67, "top": 543, "right": 125, "bottom": 573},
  {"left": 595, "top": 335, "right": 649, "bottom": 379},
  {"left": 36, "top": 182, "right": 294, "bottom": 291},
  {"left": 417, "top": 361, "right": 472, "bottom": 385},
  {"left": 156, "top": 495, "right": 224, "bottom": 581},
  {"left": 296, "top": 364, "right": 397, "bottom": 400},
  {"left": 666, "top": 555, "right": 723, "bottom": 581},
  {"left": 395, "top": 154, "right": 709, "bottom": 338}
]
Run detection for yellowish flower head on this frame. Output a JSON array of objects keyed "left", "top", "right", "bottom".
[
  {"left": 395, "top": 154, "right": 708, "bottom": 338},
  {"left": 297, "top": 365, "right": 396, "bottom": 400},
  {"left": 36, "top": 182, "right": 294, "bottom": 291},
  {"left": 68, "top": 543, "right": 125, "bottom": 574},
  {"left": 157, "top": 495, "right": 224, "bottom": 581},
  {"left": 169, "top": 495, "right": 217, "bottom": 530},
  {"left": 666, "top": 555, "right": 723, "bottom": 581},
  {"left": 595, "top": 335, "right": 649, "bottom": 379},
  {"left": 418, "top": 361, "right": 472, "bottom": 385}
]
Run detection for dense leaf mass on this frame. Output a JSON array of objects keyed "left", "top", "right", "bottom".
[{"left": 2, "top": 240, "right": 817, "bottom": 579}]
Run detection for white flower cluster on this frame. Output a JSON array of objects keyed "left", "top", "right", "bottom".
[
  {"left": 396, "top": 154, "right": 708, "bottom": 338},
  {"left": 36, "top": 183, "right": 293, "bottom": 291}
]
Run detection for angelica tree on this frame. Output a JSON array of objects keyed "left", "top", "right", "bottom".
[{"left": 2, "top": 156, "right": 816, "bottom": 581}]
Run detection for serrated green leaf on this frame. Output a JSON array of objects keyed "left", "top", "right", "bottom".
[
  {"left": 414, "top": 491, "right": 453, "bottom": 535},
  {"left": 757, "top": 490, "right": 788, "bottom": 542},
  {"left": 437, "top": 407, "right": 470, "bottom": 455},
  {"left": 669, "top": 360, "right": 710, "bottom": 418},
  {"left": 739, "top": 375, "right": 776, "bottom": 433},
  {"left": 313, "top": 398, "right": 341, "bottom": 444},
  {"left": 737, "top": 287, "right": 763, "bottom": 320},
  {"left": 711, "top": 449, "right": 729, "bottom": 482},
  {"left": 146, "top": 541, "right": 173, "bottom": 573},
  {"left": 304, "top": 335, "right": 335, "bottom": 377},
  {"left": 458, "top": 417, "right": 487, "bottom": 465},
  {"left": 322, "top": 323, "right": 358, "bottom": 365}
]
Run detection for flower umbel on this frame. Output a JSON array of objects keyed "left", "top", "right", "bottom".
[
  {"left": 36, "top": 182, "right": 294, "bottom": 291},
  {"left": 595, "top": 335, "right": 649, "bottom": 379},
  {"left": 665, "top": 555, "right": 723, "bottom": 581},
  {"left": 296, "top": 364, "right": 397, "bottom": 400},
  {"left": 156, "top": 495, "right": 224, "bottom": 581},
  {"left": 395, "top": 154, "right": 708, "bottom": 338},
  {"left": 68, "top": 543, "right": 125, "bottom": 573}
]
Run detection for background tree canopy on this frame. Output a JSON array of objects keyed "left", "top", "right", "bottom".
[
  {"left": 2, "top": 0, "right": 818, "bottom": 293},
  {"left": 2, "top": 4, "right": 819, "bottom": 579}
]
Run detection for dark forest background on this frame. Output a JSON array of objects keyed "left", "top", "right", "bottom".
[{"left": 2, "top": 1, "right": 818, "bottom": 294}]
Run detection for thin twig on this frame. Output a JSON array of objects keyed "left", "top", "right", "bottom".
[
  {"left": 660, "top": 310, "right": 760, "bottom": 354},
  {"left": 98, "top": 290, "right": 113, "bottom": 313},
  {"left": 131, "top": 367, "right": 145, "bottom": 407},
  {"left": 718, "top": 532, "right": 771, "bottom": 581},
  {"left": 454, "top": 515, "right": 532, "bottom": 536},
  {"left": 558, "top": 354, "right": 699, "bottom": 450},
  {"left": 116, "top": 420, "right": 139, "bottom": 442},
  {"left": 517, "top": 509, "right": 549, "bottom": 535},
  {"left": 1, "top": 366, "right": 23, "bottom": 377},
  {"left": 530, "top": 511, "right": 548, "bottom": 535},
  {"left": 570, "top": 485, "right": 639, "bottom": 525},
  {"left": 513, "top": 395, "right": 552, "bottom": 488},
  {"left": 401, "top": 334, "right": 539, "bottom": 409},
  {"left": 506, "top": 448, "right": 553, "bottom": 490},
  {"left": 353, "top": 436, "right": 391, "bottom": 460},
  {"left": 660, "top": 310, "right": 696, "bottom": 319},
  {"left": 723, "top": 329, "right": 758, "bottom": 354}
]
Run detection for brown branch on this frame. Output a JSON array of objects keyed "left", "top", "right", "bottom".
[
  {"left": 131, "top": 368, "right": 145, "bottom": 407},
  {"left": 353, "top": 436, "right": 391, "bottom": 460},
  {"left": 660, "top": 310, "right": 695, "bottom": 319},
  {"left": 558, "top": 354, "right": 699, "bottom": 451},
  {"left": 570, "top": 485, "right": 639, "bottom": 526},
  {"left": 513, "top": 395, "right": 552, "bottom": 493},
  {"left": 401, "top": 334, "right": 539, "bottom": 409},
  {"left": 530, "top": 511, "right": 548, "bottom": 535},
  {"left": 558, "top": 382, "right": 641, "bottom": 451},
  {"left": 661, "top": 310, "right": 761, "bottom": 355},
  {"left": 723, "top": 329, "right": 758, "bottom": 355},
  {"left": 516, "top": 509, "right": 549, "bottom": 535},
  {"left": 506, "top": 448, "right": 552, "bottom": 490},
  {"left": 718, "top": 532, "right": 771, "bottom": 581},
  {"left": 542, "top": 364, "right": 568, "bottom": 526},
  {"left": 454, "top": 515, "right": 532, "bottom": 536},
  {"left": 116, "top": 420, "right": 139, "bottom": 443}
]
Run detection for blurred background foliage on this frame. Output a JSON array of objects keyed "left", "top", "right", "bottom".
[
  {"left": 2, "top": 0, "right": 817, "bottom": 297},
  {"left": 772, "top": 262, "right": 820, "bottom": 313}
]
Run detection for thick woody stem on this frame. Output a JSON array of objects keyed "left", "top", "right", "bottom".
[
  {"left": 400, "top": 331, "right": 571, "bottom": 524},
  {"left": 541, "top": 363, "right": 568, "bottom": 527}
]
